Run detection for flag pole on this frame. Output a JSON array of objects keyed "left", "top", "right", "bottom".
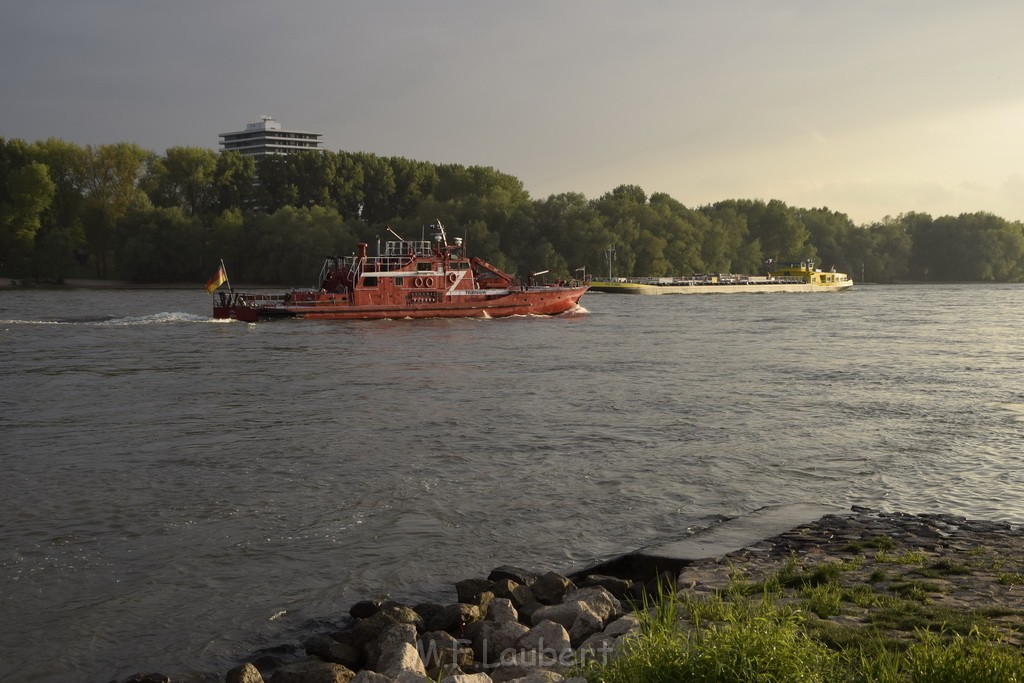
[{"left": 221, "top": 259, "right": 233, "bottom": 294}]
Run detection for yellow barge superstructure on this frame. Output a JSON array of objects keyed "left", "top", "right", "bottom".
[{"left": 588, "top": 261, "right": 853, "bottom": 295}]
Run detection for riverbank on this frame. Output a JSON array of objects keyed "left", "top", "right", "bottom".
[{"left": 119, "top": 506, "right": 1024, "bottom": 682}]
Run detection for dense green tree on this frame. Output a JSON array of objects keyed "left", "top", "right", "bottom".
[
  {"left": 648, "top": 193, "right": 715, "bottom": 274},
  {"left": 254, "top": 154, "right": 300, "bottom": 213},
  {"left": 912, "top": 212, "right": 1024, "bottom": 281},
  {"left": 535, "top": 192, "right": 611, "bottom": 279},
  {"left": 797, "top": 207, "right": 857, "bottom": 274},
  {"left": 29, "top": 138, "right": 88, "bottom": 232},
  {"left": 27, "top": 139, "right": 89, "bottom": 281},
  {"left": 386, "top": 157, "right": 438, "bottom": 220},
  {"left": 143, "top": 146, "right": 219, "bottom": 217},
  {"left": 330, "top": 152, "right": 365, "bottom": 219},
  {"left": 118, "top": 206, "right": 204, "bottom": 282},
  {"left": 81, "top": 142, "right": 151, "bottom": 276},
  {"left": 243, "top": 206, "right": 358, "bottom": 284},
  {"left": 213, "top": 151, "right": 256, "bottom": 213},
  {"left": 696, "top": 203, "right": 750, "bottom": 273},
  {"left": 0, "top": 138, "right": 56, "bottom": 276},
  {"left": 353, "top": 152, "right": 397, "bottom": 225},
  {"left": 206, "top": 208, "right": 246, "bottom": 275}
]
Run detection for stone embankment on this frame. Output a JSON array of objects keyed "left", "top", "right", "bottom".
[{"left": 120, "top": 506, "right": 1024, "bottom": 683}]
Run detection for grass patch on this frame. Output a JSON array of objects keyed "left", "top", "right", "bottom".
[
  {"left": 578, "top": 589, "right": 839, "bottom": 682},
  {"left": 575, "top": 584, "right": 1024, "bottom": 683},
  {"left": 844, "top": 534, "right": 896, "bottom": 554},
  {"left": 754, "top": 556, "right": 853, "bottom": 594},
  {"left": 998, "top": 572, "right": 1024, "bottom": 586},
  {"left": 802, "top": 583, "right": 844, "bottom": 618},
  {"left": 914, "top": 559, "right": 974, "bottom": 578},
  {"left": 877, "top": 549, "right": 929, "bottom": 566}
]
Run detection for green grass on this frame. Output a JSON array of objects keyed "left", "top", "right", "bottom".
[
  {"left": 844, "top": 535, "right": 896, "bottom": 554},
  {"left": 574, "top": 578, "right": 1024, "bottom": 683},
  {"left": 578, "top": 589, "right": 839, "bottom": 682},
  {"left": 877, "top": 549, "right": 929, "bottom": 566},
  {"left": 999, "top": 572, "right": 1024, "bottom": 586}
]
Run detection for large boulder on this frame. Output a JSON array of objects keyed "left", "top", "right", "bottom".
[
  {"left": 268, "top": 659, "right": 355, "bottom": 683},
  {"left": 562, "top": 586, "right": 622, "bottom": 623},
  {"left": 530, "top": 572, "right": 576, "bottom": 606},
  {"left": 501, "top": 672, "right": 564, "bottom": 682},
  {"left": 427, "top": 602, "right": 483, "bottom": 635},
  {"left": 349, "top": 605, "right": 424, "bottom": 648},
  {"left": 488, "top": 566, "right": 540, "bottom": 586},
  {"left": 468, "top": 620, "right": 529, "bottom": 665},
  {"left": 532, "top": 586, "right": 622, "bottom": 630},
  {"left": 440, "top": 673, "right": 494, "bottom": 683},
  {"left": 575, "top": 633, "right": 617, "bottom": 668},
  {"left": 349, "top": 599, "right": 386, "bottom": 619},
  {"left": 530, "top": 601, "right": 595, "bottom": 632},
  {"left": 567, "top": 605, "right": 604, "bottom": 647},
  {"left": 602, "top": 613, "right": 641, "bottom": 639},
  {"left": 413, "top": 601, "right": 446, "bottom": 625},
  {"left": 485, "top": 598, "right": 518, "bottom": 624},
  {"left": 455, "top": 578, "right": 494, "bottom": 605},
  {"left": 351, "top": 672, "right": 391, "bottom": 683},
  {"left": 377, "top": 641, "right": 428, "bottom": 679},
  {"left": 489, "top": 581, "right": 542, "bottom": 623},
  {"left": 419, "top": 630, "right": 474, "bottom": 672},
  {"left": 304, "top": 634, "right": 363, "bottom": 670},
  {"left": 577, "top": 574, "right": 633, "bottom": 599},
  {"left": 515, "top": 620, "right": 572, "bottom": 662},
  {"left": 488, "top": 651, "right": 565, "bottom": 683},
  {"left": 366, "top": 623, "right": 417, "bottom": 670},
  {"left": 225, "top": 662, "right": 265, "bottom": 683},
  {"left": 488, "top": 621, "right": 531, "bottom": 665}
]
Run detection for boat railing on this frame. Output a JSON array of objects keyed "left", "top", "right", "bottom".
[
  {"left": 239, "top": 293, "right": 288, "bottom": 304},
  {"left": 383, "top": 240, "right": 433, "bottom": 257}
]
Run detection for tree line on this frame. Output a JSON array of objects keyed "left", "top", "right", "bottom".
[{"left": 2, "top": 136, "right": 1023, "bottom": 285}]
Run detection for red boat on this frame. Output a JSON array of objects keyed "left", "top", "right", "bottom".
[{"left": 212, "top": 222, "right": 588, "bottom": 322}]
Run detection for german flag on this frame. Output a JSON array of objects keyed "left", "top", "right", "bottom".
[{"left": 205, "top": 264, "right": 228, "bottom": 293}]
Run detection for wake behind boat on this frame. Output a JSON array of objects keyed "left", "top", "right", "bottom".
[
  {"left": 210, "top": 222, "right": 588, "bottom": 322},
  {"left": 587, "top": 260, "right": 853, "bottom": 295}
]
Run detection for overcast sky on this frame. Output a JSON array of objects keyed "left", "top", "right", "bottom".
[{"left": 3, "top": 1, "right": 1022, "bottom": 224}]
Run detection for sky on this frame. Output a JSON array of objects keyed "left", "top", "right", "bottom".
[{"left": 2, "top": 0, "right": 1023, "bottom": 225}]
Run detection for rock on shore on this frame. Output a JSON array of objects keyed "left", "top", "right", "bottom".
[{"left": 121, "top": 507, "right": 1024, "bottom": 683}]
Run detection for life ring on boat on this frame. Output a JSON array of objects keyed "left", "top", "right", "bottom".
[
  {"left": 448, "top": 272, "right": 458, "bottom": 284},
  {"left": 425, "top": 277, "right": 435, "bottom": 287},
  {"left": 414, "top": 277, "right": 423, "bottom": 288}
]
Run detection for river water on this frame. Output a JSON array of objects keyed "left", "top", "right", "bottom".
[{"left": 1, "top": 284, "right": 1023, "bottom": 681}]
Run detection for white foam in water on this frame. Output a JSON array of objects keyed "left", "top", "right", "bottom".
[{"left": 101, "top": 312, "right": 223, "bottom": 326}]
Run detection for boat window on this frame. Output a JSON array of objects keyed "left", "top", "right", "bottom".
[
  {"left": 395, "top": 277, "right": 404, "bottom": 286},
  {"left": 362, "top": 276, "right": 378, "bottom": 287},
  {"left": 417, "top": 262, "right": 432, "bottom": 271}
]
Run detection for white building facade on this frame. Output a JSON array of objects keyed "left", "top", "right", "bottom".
[{"left": 218, "top": 117, "right": 322, "bottom": 157}]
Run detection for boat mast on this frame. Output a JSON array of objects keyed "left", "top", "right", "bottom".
[
  {"left": 221, "top": 259, "right": 233, "bottom": 294},
  {"left": 434, "top": 220, "right": 449, "bottom": 248}
]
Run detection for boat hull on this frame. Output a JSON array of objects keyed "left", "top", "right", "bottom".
[
  {"left": 215, "top": 286, "right": 588, "bottom": 321},
  {"left": 588, "top": 281, "right": 853, "bottom": 295}
]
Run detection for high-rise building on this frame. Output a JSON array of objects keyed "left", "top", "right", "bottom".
[{"left": 218, "top": 116, "right": 322, "bottom": 157}]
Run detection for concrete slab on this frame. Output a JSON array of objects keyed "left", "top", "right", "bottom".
[
  {"left": 641, "top": 502, "right": 849, "bottom": 561},
  {"left": 572, "top": 503, "right": 850, "bottom": 585}
]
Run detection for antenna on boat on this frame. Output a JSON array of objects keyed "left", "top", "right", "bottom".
[
  {"left": 386, "top": 226, "right": 406, "bottom": 242},
  {"left": 433, "top": 219, "right": 449, "bottom": 247}
]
